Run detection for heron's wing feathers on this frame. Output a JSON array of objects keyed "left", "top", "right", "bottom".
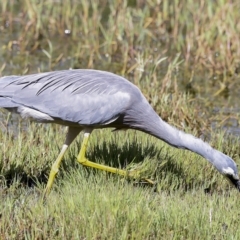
[
  {"left": 0, "top": 97, "right": 21, "bottom": 108},
  {"left": 0, "top": 70, "right": 135, "bottom": 125}
]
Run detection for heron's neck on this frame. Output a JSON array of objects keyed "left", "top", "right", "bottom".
[
  {"left": 128, "top": 104, "right": 235, "bottom": 175},
  {"left": 145, "top": 116, "right": 216, "bottom": 162}
]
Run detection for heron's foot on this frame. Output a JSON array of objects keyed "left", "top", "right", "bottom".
[
  {"left": 78, "top": 158, "right": 155, "bottom": 185},
  {"left": 137, "top": 178, "right": 155, "bottom": 185},
  {"left": 127, "top": 169, "right": 155, "bottom": 185},
  {"left": 42, "top": 186, "right": 50, "bottom": 203},
  {"left": 77, "top": 131, "right": 155, "bottom": 184}
]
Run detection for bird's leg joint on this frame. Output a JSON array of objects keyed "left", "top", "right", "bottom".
[{"left": 77, "top": 157, "right": 88, "bottom": 164}]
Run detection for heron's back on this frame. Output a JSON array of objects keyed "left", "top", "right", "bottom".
[{"left": 0, "top": 69, "right": 150, "bottom": 127}]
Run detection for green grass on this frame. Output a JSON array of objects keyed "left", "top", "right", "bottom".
[
  {"left": 1, "top": 113, "right": 240, "bottom": 239},
  {"left": 1, "top": 0, "right": 240, "bottom": 238},
  {"left": 2, "top": 171, "right": 240, "bottom": 239}
]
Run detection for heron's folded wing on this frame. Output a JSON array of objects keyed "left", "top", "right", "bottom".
[{"left": 1, "top": 70, "right": 134, "bottom": 125}]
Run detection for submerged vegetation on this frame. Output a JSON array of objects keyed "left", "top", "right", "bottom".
[{"left": 1, "top": 0, "right": 240, "bottom": 239}]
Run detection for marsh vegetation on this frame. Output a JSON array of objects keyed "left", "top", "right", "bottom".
[{"left": 1, "top": 0, "right": 240, "bottom": 239}]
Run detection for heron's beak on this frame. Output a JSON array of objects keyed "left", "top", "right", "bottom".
[{"left": 228, "top": 176, "right": 240, "bottom": 191}]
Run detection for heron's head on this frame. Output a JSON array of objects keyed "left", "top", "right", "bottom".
[
  {"left": 219, "top": 155, "right": 240, "bottom": 191},
  {"left": 222, "top": 167, "right": 240, "bottom": 191}
]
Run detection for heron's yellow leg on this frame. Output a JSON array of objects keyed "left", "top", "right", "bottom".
[
  {"left": 43, "top": 144, "right": 68, "bottom": 199},
  {"left": 77, "top": 130, "right": 155, "bottom": 184},
  {"left": 43, "top": 127, "right": 81, "bottom": 201},
  {"left": 77, "top": 131, "right": 127, "bottom": 176}
]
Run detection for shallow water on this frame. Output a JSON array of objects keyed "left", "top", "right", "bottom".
[{"left": 0, "top": 15, "right": 240, "bottom": 136}]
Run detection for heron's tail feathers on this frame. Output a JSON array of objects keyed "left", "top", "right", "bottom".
[
  {"left": 0, "top": 76, "right": 21, "bottom": 95},
  {"left": 0, "top": 76, "right": 21, "bottom": 108},
  {"left": 0, "top": 97, "right": 20, "bottom": 108}
]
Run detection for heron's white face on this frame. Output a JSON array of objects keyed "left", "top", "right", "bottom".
[{"left": 222, "top": 167, "right": 239, "bottom": 180}]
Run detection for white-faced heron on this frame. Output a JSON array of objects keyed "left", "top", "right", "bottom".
[{"left": 0, "top": 69, "right": 239, "bottom": 198}]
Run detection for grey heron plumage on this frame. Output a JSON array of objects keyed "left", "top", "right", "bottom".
[{"left": 0, "top": 69, "right": 239, "bottom": 195}]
